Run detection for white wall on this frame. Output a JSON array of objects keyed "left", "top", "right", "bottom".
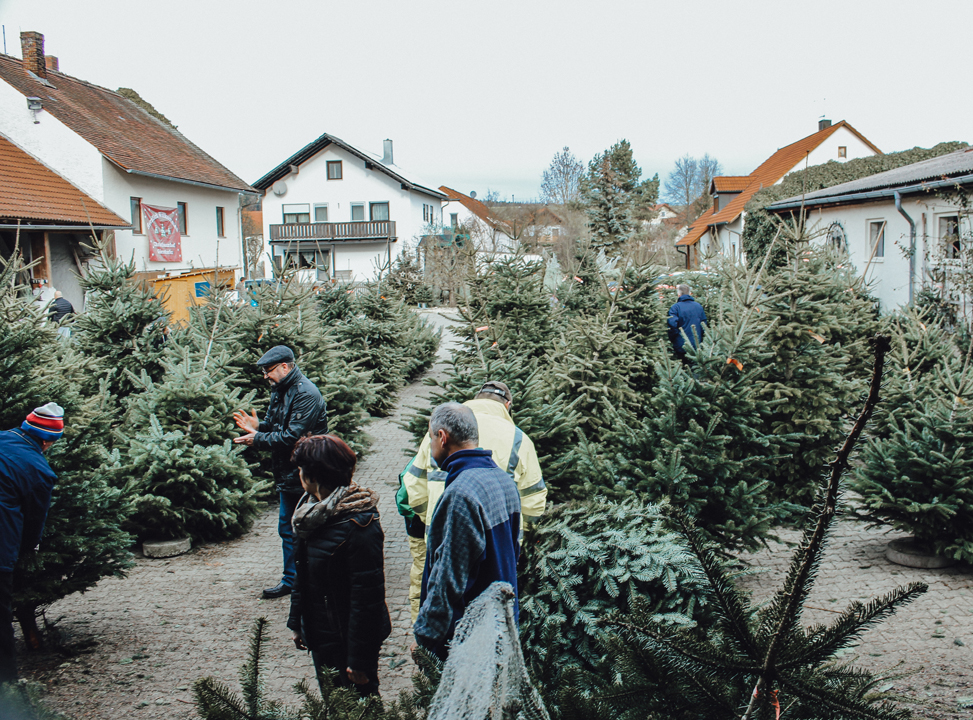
[
  {"left": 805, "top": 126, "right": 877, "bottom": 167},
  {"left": 261, "top": 143, "right": 442, "bottom": 282},
  {"left": 102, "top": 161, "right": 243, "bottom": 275},
  {"left": 0, "top": 77, "right": 105, "bottom": 199},
  {"left": 802, "top": 195, "right": 963, "bottom": 312}
]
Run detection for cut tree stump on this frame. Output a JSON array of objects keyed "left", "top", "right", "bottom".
[
  {"left": 143, "top": 537, "right": 191, "bottom": 558},
  {"left": 885, "top": 537, "right": 956, "bottom": 569}
]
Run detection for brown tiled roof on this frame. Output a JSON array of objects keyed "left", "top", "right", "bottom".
[
  {"left": 0, "top": 133, "right": 127, "bottom": 226},
  {"left": 677, "top": 121, "right": 881, "bottom": 246},
  {"left": 712, "top": 176, "right": 750, "bottom": 193},
  {"left": 0, "top": 54, "right": 252, "bottom": 192},
  {"left": 439, "top": 186, "right": 504, "bottom": 229}
]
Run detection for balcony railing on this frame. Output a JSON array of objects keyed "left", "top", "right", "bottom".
[{"left": 269, "top": 220, "right": 396, "bottom": 242}]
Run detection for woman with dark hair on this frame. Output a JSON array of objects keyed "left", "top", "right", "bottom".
[{"left": 287, "top": 434, "right": 391, "bottom": 697}]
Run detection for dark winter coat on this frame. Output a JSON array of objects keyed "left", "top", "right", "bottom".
[
  {"left": 667, "top": 295, "right": 707, "bottom": 354},
  {"left": 286, "top": 505, "right": 391, "bottom": 673},
  {"left": 48, "top": 297, "right": 75, "bottom": 323},
  {"left": 253, "top": 366, "right": 328, "bottom": 494},
  {"left": 0, "top": 429, "right": 57, "bottom": 573}
]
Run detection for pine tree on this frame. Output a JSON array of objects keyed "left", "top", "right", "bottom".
[{"left": 73, "top": 238, "right": 169, "bottom": 405}]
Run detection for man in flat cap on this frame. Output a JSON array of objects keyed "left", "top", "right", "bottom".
[
  {"left": 0, "top": 402, "right": 64, "bottom": 683},
  {"left": 234, "top": 346, "right": 328, "bottom": 599}
]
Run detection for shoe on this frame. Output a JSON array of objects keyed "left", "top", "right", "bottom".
[{"left": 262, "top": 581, "right": 292, "bottom": 599}]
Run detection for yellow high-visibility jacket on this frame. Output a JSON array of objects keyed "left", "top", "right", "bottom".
[{"left": 402, "top": 398, "right": 547, "bottom": 535}]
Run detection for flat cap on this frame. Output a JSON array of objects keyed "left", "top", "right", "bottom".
[{"left": 256, "top": 345, "right": 295, "bottom": 367}]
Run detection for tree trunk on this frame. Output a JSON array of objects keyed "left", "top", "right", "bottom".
[{"left": 16, "top": 605, "right": 42, "bottom": 651}]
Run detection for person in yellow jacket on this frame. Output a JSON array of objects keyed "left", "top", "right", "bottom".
[{"left": 397, "top": 380, "right": 547, "bottom": 622}]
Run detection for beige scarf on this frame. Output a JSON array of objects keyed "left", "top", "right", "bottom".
[{"left": 291, "top": 482, "right": 379, "bottom": 539}]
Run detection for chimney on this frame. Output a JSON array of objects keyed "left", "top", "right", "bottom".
[
  {"left": 818, "top": 118, "right": 832, "bottom": 131},
  {"left": 382, "top": 139, "right": 393, "bottom": 165},
  {"left": 20, "top": 31, "right": 46, "bottom": 79},
  {"left": 45, "top": 56, "right": 59, "bottom": 72}
]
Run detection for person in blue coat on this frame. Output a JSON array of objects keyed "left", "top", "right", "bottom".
[
  {"left": 667, "top": 283, "right": 707, "bottom": 363},
  {"left": 412, "top": 402, "right": 521, "bottom": 661},
  {"left": 0, "top": 402, "right": 64, "bottom": 683}
]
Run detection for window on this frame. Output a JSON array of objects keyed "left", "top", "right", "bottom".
[
  {"left": 130, "top": 197, "right": 142, "bottom": 234},
  {"left": 216, "top": 206, "right": 225, "bottom": 237},
  {"left": 713, "top": 196, "right": 720, "bottom": 213},
  {"left": 827, "top": 222, "right": 847, "bottom": 253},
  {"left": 327, "top": 161, "right": 343, "bottom": 180},
  {"left": 283, "top": 203, "right": 310, "bottom": 224},
  {"left": 869, "top": 220, "right": 885, "bottom": 258},
  {"left": 177, "top": 202, "right": 188, "bottom": 234},
  {"left": 284, "top": 249, "right": 330, "bottom": 281},
  {"left": 351, "top": 203, "right": 365, "bottom": 221},
  {"left": 423, "top": 204, "right": 429, "bottom": 222},
  {"left": 314, "top": 204, "right": 329, "bottom": 222},
  {"left": 450, "top": 213, "right": 459, "bottom": 228},
  {"left": 838, "top": 146, "right": 847, "bottom": 159},
  {"left": 940, "top": 214, "right": 961, "bottom": 259},
  {"left": 369, "top": 202, "right": 389, "bottom": 221}
]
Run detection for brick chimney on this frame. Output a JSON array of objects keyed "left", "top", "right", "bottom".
[
  {"left": 45, "top": 55, "right": 59, "bottom": 72},
  {"left": 21, "top": 31, "right": 46, "bottom": 79},
  {"left": 818, "top": 118, "right": 832, "bottom": 131}
]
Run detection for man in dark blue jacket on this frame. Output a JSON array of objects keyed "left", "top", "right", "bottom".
[
  {"left": 0, "top": 402, "right": 63, "bottom": 683},
  {"left": 413, "top": 402, "right": 521, "bottom": 660},
  {"left": 667, "top": 283, "right": 707, "bottom": 363},
  {"left": 234, "top": 346, "right": 328, "bottom": 599}
]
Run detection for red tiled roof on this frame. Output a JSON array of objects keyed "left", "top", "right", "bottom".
[
  {"left": 677, "top": 121, "right": 881, "bottom": 246},
  {"left": 712, "top": 176, "right": 750, "bottom": 193},
  {"left": 0, "top": 54, "right": 252, "bottom": 192},
  {"left": 0, "top": 133, "right": 127, "bottom": 226}
]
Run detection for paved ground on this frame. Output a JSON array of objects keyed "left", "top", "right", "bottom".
[
  {"left": 18, "top": 310, "right": 461, "bottom": 718},
  {"left": 15, "top": 311, "right": 973, "bottom": 718}
]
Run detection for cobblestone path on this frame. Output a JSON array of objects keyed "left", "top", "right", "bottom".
[{"left": 19, "top": 311, "right": 459, "bottom": 718}]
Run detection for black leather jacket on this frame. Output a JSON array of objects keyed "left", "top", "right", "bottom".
[
  {"left": 287, "top": 507, "right": 391, "bottom": 671},
  {"left": 253, "top": 366, "right": 328, "bottom": 493}
]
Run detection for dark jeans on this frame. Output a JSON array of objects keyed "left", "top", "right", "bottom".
[
  {"left": 312, "top": 648, "right": 380, "bottom": 698},
  {"left": 279, "top": 491, "right": 301, "bottom": 588},
  {"left": 0, "top": 571, "right": 16, "bottom": 684}
]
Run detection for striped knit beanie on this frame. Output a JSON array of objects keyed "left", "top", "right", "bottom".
[{"left": 22, "top": 402, "right": 65, "bottom": 441}]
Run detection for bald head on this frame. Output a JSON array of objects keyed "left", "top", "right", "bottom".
[{"left": 54, "top": 290, "right": 63, "bottom": 299}]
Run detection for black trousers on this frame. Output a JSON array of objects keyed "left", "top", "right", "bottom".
[
  {"left": 312, "top": 646, "right": 380, "bottom": 698},
  {"left": 0, "top": 571, "right": 16, "bottom": 684}
]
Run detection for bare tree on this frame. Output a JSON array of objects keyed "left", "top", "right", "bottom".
[
  {"left": 540, "top": 146, "right": 584, "bottom": 205},
  {"left": 664, "top": 153, "right": 723, "bottom": 225}
]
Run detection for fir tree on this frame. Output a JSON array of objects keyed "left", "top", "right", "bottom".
[
  {"left": 576, "top": 336, "right": 927, "bottom": 720},
  {"left": 0, "top": 250, "right": 131, "bottom": 648},
  {"left": 73, "top": 238, "right": 169, "bottom": 404},
  {"left": 579, "top": 140, "right": 647, "bottom": 256}
]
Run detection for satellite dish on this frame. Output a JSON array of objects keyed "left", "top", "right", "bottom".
[
  {"left": 470, "top": 191, "right": 477, "bottom": 199},
  {"left": 272, "top": 180, "right": 287, "bottom": 197}
]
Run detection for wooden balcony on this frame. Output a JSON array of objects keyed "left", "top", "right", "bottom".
[{"left": 269, "top": 220, "right": 396, "bottom": 243}]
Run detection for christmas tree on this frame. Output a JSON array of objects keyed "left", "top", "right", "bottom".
[
  {"left": 72, "top": 237, "right": 169, "bottom": 405},
  {"left": 0, "top": 249, "right": 131, "bottom": 648}
]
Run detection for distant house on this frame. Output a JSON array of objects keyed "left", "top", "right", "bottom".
[
  {"left": 648, "top": 203, "right": 680, "bottom": 225},
  {"left": 768, "top": 146, "right": 973, "bottom": 313},
  {"left": 677, "top": 120, "right": 881, "bottom": 267},
  {"left": 252, "top": 134, "right": 445, "bottom": 284},
  {"left": 0, "top": 31, "right": 254, "bottom": 310},
  {"left": 440, "top": 186, "right": 565, "bottom": 252}
]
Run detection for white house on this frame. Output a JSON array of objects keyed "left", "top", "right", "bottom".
[
  {"left": 0, "top": 31, "right": 253, "bottom": 311},
  {"left": 768, "top": 147, "right": 973, "bottom": 313},
  {"left": 252, "top": 134, "right": 446, "bottom": 284},
  {"left": 678, "top": 120, "right": 881, "bottom": 267}
]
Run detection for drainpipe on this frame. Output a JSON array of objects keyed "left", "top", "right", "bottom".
[
  {"left": 676, "top": 244, "right": 688, "bottom": 269},
  {"left": 894, "top": 190, "right": 916, "bottom": 305}
]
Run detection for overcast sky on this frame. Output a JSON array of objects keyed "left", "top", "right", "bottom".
[{"left": 3, "top": 0, "right": 972, "bottom": 201}]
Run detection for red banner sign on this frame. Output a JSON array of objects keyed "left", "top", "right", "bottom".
[{"left": 143, "top": 203, "right": 182, "bottom": 262}]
